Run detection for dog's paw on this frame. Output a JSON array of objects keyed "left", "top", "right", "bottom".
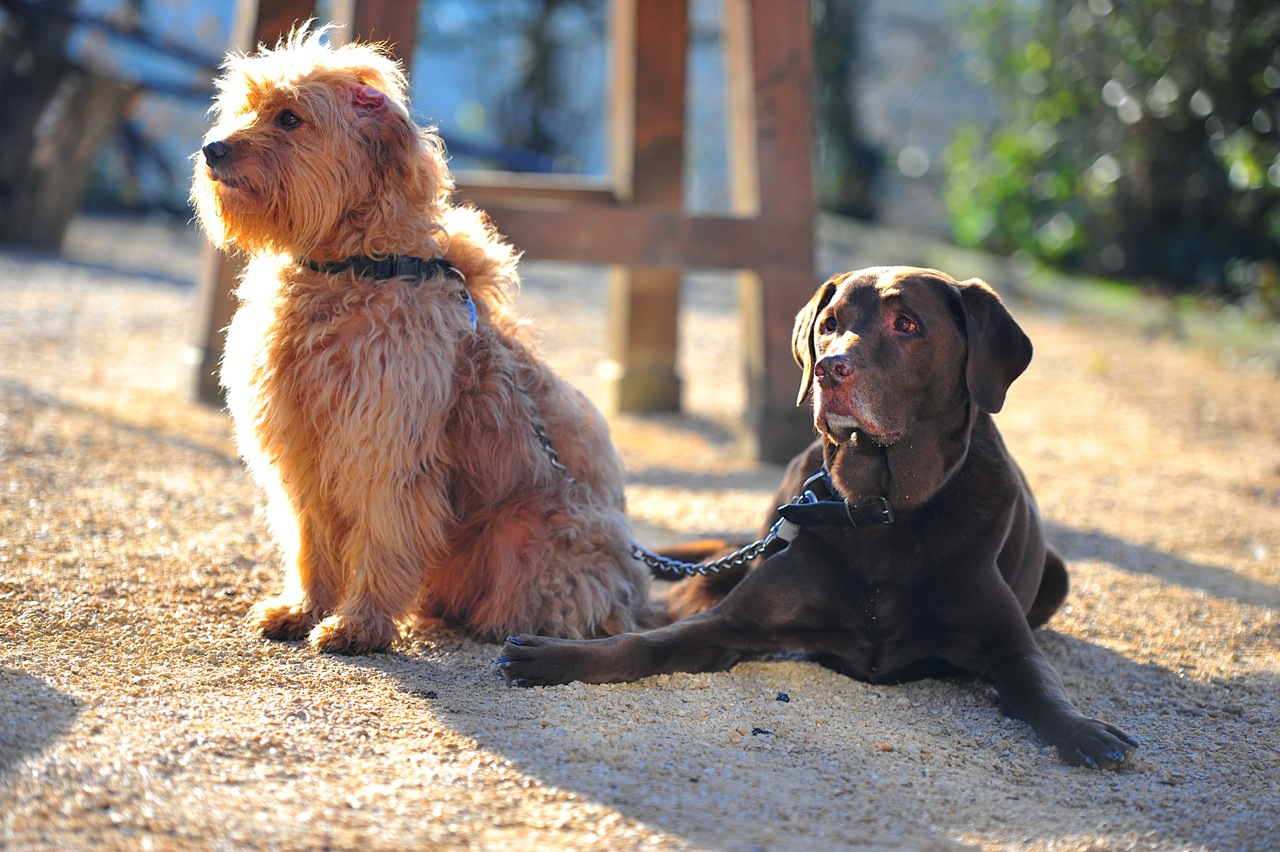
[
  {"left": 308, "top": 614, "right": 396, "bottom": 655},
  {"left": 1056, "top": 717, "right": 1140, "bottom": 769},
  {"left": 246, "top": 597, "right": 316, "bottom": 641},
  {"left": 498, "top": 634, "right": 582, "bottom": 687}
]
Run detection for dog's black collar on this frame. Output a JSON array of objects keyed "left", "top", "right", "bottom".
[
  {"left": 776, "top": 468, "right": 895, "bottom": 529},
  {"left": 300, "top": 253, "right": 460, "bottom": 282},
  {"left": 297, "top": 254, "right": 477, "bottom": 329}
]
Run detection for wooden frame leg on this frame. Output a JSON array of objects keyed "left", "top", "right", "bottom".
[
  {"left": 187, "top": 246, "right": 242, "bottom": 404},
  {"left": 737, "top": 269, "right": 818, "bottom": 461},
  {"left": 603, "top": 266, "right": 682, "bottom": 412},
  {"left": 603, "top": 0, "right": 687, "bottom": 414},
  {"left": 726, "top": 0, "right": 818, "bottom": 463}
]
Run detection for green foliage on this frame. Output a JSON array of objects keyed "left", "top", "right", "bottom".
[{"left": 945, "top": 0, "right": 1280, "bottom": 317}]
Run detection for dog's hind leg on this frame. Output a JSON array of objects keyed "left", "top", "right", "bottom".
[
  {"left": 437, "top": 503, "right": 658, "bottom": 640},
  {"left": 1025, "top": 546, "right": 1069, "bottom": 629}
]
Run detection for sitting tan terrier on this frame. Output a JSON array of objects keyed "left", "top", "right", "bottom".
[{"left": 192, "top": 25, "right": 662, "bottom": 653}]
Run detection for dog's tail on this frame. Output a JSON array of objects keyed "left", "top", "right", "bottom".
[{"left": 647, "top": 539, "right": 753, "bottom": 622}]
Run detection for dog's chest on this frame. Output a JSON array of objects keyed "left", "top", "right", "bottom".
[
  {"left": 229, "top": 281, "right": 462, "bottom": 477},
  {"left": 804, "top": 530, "right": 947, "bottom": 682}
]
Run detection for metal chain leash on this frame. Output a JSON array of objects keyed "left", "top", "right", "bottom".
[
  {"left": 532, "top": 423, "right": 574, "bottom": 482},
  {"left": 628, "top": 527, "right": 788, "bottom": 576},
  {"left": 529, "top": 418, "right": 802, "bottom": 577}
]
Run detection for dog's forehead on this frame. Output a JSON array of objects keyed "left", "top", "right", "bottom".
[
  {"left": 219, "top": 42, "right": 404, "bottom": 107},
  {"left": 831, "top": 266, "right": 957, "bottom": 308}
]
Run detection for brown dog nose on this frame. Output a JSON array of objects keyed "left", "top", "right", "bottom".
[
  {"left": 814, "top": 354, "right": 854, "bottom": 385},
  {"left": 202, "top": 140, "right": 230, "bottom": 164}
]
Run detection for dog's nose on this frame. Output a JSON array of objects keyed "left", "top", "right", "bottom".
[
  {"left": 814, "top": 354, "right": 854, "bottom": 385},
  {"left": 202, "top": 140, "right": 230, "bottom": 164}
]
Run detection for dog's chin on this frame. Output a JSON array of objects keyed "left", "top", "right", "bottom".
[{"left": 819, "top": 413, "right": 903, "bottom": 448}]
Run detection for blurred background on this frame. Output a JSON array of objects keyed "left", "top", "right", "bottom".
[{"left": 1, "top": 0, "right": 1277, "bottom": 323}]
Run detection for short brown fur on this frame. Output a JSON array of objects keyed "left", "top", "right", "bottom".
[{"left": 502, "top": 267, "right": 1139, "bottom": 769}]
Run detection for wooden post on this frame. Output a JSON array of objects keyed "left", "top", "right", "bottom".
[
  {"left": 725, "top": 0, "right": 818, "bottom": 463},
  {"left": 350, "top": 0, "right": 419, "bottom": 54},
  {"left": 602, "top": 0, "right": 686, "bottom": 413}
]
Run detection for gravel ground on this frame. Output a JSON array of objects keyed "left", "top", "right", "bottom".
[{"left": 1, "top": 214, "right": 1277, "bottom": 851}]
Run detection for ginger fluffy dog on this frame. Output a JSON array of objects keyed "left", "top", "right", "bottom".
[{"left": 192, "top": 26, "right": 661, "bottom": 653}]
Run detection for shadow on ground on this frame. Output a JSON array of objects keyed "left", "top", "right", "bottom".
[
  {"left": 0, "top": 669, "right": 81, "bottom": 776},
  {"left": 330, "top": 516, "right": 1279, "bottom": 850},
  {"left": 347, "top": 621, "right": 1276, "bottom": 850},
  {"left": 1049, "top": 521, "right": 1280, "bottom": 609}
]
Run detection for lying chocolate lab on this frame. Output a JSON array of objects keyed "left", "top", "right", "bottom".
[{"left": 501, "top": 266, "right": 1138, "bottom": 769}]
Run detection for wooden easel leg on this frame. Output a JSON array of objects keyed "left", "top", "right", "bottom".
[
  {"left": 602, "top": 0, "right": 687, "bottom": 414},
  {"left": 737, "top": 269, "right": 818, "bottom": 462},
  {"left": 725, "top": 0, "right": 818, "bottom": 464},
  {"left": 187, "top": 246, "right": 242, "bottom": 405},
  {"left": 603, "top": 266, "right": 683, "bottom": 412}
]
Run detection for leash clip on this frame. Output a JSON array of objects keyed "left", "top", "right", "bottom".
[
  {"left": 774, "top": 487, "right": 818, "bottom": 543},
  {"left": 774, "top": 517, "right": 802, "bottom": 543}
]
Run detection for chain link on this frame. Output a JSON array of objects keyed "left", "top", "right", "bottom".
[
  {"left": 629, "top": 526, "right": 783, "bottom": 576},
  {"left": 532, "top": 423, "right": 574, "bottom": 483}
]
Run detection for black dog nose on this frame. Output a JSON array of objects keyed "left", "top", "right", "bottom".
[
  {"left": 815, "top": 354, "right": 854, "bottom": 384},
  {"left": 202, "top": 140, "right": 229, "bottom": 164}
]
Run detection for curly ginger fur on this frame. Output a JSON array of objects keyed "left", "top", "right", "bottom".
[{"left": 192, "top": 25, "right": 662, "bottom": 653}]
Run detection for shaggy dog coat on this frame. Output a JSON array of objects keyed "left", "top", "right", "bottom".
[{"left": 192, "top": 26, "right": 660, "bottom": 653}]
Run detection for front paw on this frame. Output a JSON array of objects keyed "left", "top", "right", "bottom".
[
  {"left": 308, "top": 614, "right": 396, "bottom": 655},
  {"left": 1056, "top": 718, "right": 1139, "bottom": 769},
  {"left": 246, "top": 597, "right": 317, "bottom": 641},
  {"left": 498, "top": 635, "right": 581, "bottom": 687}
]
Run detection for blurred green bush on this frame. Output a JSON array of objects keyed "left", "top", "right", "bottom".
[{"left": 945, "top": 0, "right": 1280, "bottom": 318}]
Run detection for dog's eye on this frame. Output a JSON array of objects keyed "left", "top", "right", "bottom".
[
  {"left": 892, "top": 316, "right": 919, "bottom": 334},
  {"left": 277, "top": 110, "right": 302, "bottom": 130},
  {"left": 819, "top": 316, "right": 839, "bottom": 334}
]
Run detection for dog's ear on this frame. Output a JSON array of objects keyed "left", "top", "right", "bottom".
[
  {"left": 346, "top": 78, "right": 422, "bottom": 179},
  {"left": 792, "top": 276, "right": 841, "bottom": 406},
  {"left": 956, "top": 277, "right": 1033, "bottom": 413},
  {"left": 348, "top": 82, "right": 390, "bottom": 117}
]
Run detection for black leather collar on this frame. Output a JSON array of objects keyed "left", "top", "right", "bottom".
[
  {"left": 775, "top": 468, "right": 895, "bottom": 528},
  {"left": 297, "top": 254, "right": 477, "bottom": 329},
  {"left": 299, "top": 254, "right": 461, "bottom": 282}
]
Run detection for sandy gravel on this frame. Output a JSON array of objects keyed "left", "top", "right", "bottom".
[{"left": 1, "top": 214, "right": 1278, "bottom": 850}]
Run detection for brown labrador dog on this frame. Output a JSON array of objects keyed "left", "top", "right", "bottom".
[{"left": 500, "top": 266, "right": 1139, "bottom": 769}]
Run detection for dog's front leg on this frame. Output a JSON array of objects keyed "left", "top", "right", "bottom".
[
  {"left": 247, "top": 508, "right": 341, "bottom": 641},
  {"left": 500, "top": 608, "right": 759, "bottom": 686},
  {"left": 306, "top": 503, "right": 432, "bottom": 654},
  {"left": 501, "top": 546, "right": 827, "bottom": 685},
  {"left": 244, "top": 474, "right": 345, "bottom": 642},
  {"left": 983, "top": 641, "right": 1139, "bottom": 769},
  {"left": 302, "top": 447, "right": 455, "bottom": 655}
]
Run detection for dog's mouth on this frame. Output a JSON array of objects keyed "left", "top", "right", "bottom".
[
  {"left": 823, "top": 414, "right": 903, "bottom": 447},
  {"left": 815, "top": 388, "right": 904, "bottom": 447},
  {"left": 205, "top": 168, "right": 246, "bottom": 191}
]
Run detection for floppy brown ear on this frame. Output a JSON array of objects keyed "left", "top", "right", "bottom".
[
  {"left": 956, "top": 278, "right": 1033, "bottom": 413},
  {"left": 792, "top": 276, "right": 841, "bottom": 406}
]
